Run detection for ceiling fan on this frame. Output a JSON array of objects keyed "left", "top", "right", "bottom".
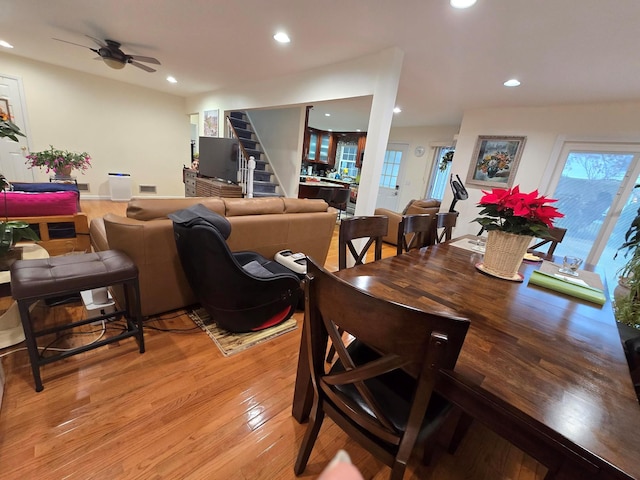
[{"left": 53, "top": 35, "right": 161, "bottom": 72}]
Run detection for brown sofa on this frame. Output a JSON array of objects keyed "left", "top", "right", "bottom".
[
  {"left": 374, "top": 199, "right": 441, "bottom": 245},
  {"left": 90, "top": 197, "right": 337, "bottom": 317}
]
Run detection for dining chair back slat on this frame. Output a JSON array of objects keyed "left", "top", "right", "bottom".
[
  {"left": 339, "top": 215, "right": 389, "bottom": 270},
  {"left": 528, "top": 226, "right": 567, "bottom": 256},
  {"left": 397, "top": 214, "right": 436, "bottom": 255},
  {"left": 435, "top": 212, "right": 459, "bottom": 244}
]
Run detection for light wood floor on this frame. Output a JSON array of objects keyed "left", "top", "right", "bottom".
[{"left": 0, "top": 200, "right": 546, "bottom": 479}]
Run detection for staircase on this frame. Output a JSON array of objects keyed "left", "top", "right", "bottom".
[{"left": 228, "top": 111, "right": 281, "bottom": 197}]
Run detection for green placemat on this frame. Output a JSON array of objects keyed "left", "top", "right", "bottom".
[{"left": 528, "top": 270, "right": 606, "bottom": 305}]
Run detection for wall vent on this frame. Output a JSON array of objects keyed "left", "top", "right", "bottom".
[
  {"left": 139, "top": 184, "right": 157, "bottom": 194},
  {"left": 77, "top": 183, "right": 89, "bottom": 191}
]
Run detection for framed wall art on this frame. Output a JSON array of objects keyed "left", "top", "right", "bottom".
[
  {"left": 0, "top": 98, "right": 10, "bottom": 117},
  {"left": 203, "top": 109, "right": 219, "bottom": 137},
  {"left": 465, "top": 135, "right": 526, "bottom": 189}
]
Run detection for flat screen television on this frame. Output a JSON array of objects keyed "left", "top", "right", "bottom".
[{"left": 198, "top": 137, "right": 240, "bottom": 183}]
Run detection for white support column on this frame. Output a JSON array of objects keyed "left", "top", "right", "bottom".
[{"left": 354, "top": 47, "right": 404, "bottom": 217}]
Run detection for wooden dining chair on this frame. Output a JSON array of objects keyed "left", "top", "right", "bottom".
[
  {"left": 330, "top": 187, "right": 350, "bottom": 220},
  {"left": 527, "top": 226, "right": 567, "bottom": 256},
  {"left": 326, "top": 215, "right": 390, "bottom": 363},
  {"left": 435, "top": 211, "right": 459, "bottom": 244},
  {"left": 396, "top": 214, "right": 436, "bottom": 255},
  {"left": 295, "top": 258, "right": 471, "bottom": 480},
  {"left": 338, "top": 215, "right": 389, "bottom": 270}
]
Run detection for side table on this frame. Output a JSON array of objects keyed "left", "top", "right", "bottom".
[{"left": 0, "top": 243, "right": 49, "bottom": 349}]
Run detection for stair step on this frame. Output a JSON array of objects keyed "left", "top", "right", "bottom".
[
  {"left": 239, "top": 138, "right": 258, "bottom": 149},
  {"left": 235, "top": 129, "right": 254, "bottom": 140},
  {"left": 246, "top": 158, "right": 268, "bottom": 170},
  {"left": 229, "top": 117, "right": 249, "bottom": 131},
  {"left": 253, "top": 181, "right": 277, "bottom": 194},
  {"left": 253, "top": 170, "right": 272, "bottom": 182},
  {"left": 230, "top": 111, "right": 245, "bottom": 120},
  {"left": 244, "top": 149, "right": 263, "bottom": 159},
  {"left": 252, "top": 191, "right": 283, "bottom": 198}
]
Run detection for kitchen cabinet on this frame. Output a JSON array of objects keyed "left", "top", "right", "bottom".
[{"left": 304, "top": 127, "right": 336, "bottom": 166}]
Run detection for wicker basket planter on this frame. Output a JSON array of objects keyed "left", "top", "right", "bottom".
[{"left": 483, "top": 230, "right": 532, "bottom": 278}]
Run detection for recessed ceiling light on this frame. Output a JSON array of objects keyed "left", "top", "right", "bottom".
[
  {"left": 450, "top": 0, "right": 477, "bottom": 8},
  {"left": 356, "top": 129, "right": 361, "bottom": 132},
  {"left": 273, "top": 32, "right": 290, "bottom": 43},
  {"left": 166, "top": 76, "right": 178, "bottom": 84},
  {"left": 504, "top": 79, "right": 521, "bottom": 87},
  {"left": 324, "top": 113, "right": 331, "bottom": 117},
  {"left": 0, "top": 40, "right": 14, "bottom": 49},
  {"left": 393, "top": 107, "right": 402, "bottom": 114}
]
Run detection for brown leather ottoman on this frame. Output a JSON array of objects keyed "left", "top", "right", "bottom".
[{"left": 10, "top": 250, "right": 145, "bottom": 392}]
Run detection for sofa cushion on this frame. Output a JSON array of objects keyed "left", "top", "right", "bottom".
[
  {"left": 412, "top": 199, "right": 440, "bottom": 209},
  {"left": 127, "top": 198, "right": 225, "bottom": 221},
  {"left": 224, "top": 197, "right": 285, "bottom": 217},
  {"left": 283, "top": 198, "right": 329, "bottom": 213},
  {"left": 0, "top": 190, "right": 79, "bottom": 217},
  {"left": 402, "top": 199, "right": 416, "bottom": 215}
]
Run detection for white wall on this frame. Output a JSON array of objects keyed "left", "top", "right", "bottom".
[
  {"left": 1, "top": 52, "right": 189, "bottom": 198},
  {"left": 447, "top": 102, "right": 640, "bottom": 236},
  {"left": 246, "top": 107, "right": 305, "bottom": 197},
  {"left": 388, "top": 125, "right": 459, "bottom": 208}
]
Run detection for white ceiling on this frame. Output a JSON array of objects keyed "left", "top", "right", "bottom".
[{"left": 2, "top": 0, "right": 640, "bottom": 131}]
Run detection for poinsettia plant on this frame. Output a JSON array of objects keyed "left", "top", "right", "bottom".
[{"left": 474, "top": 185, "right": 564, "bottom": 237}]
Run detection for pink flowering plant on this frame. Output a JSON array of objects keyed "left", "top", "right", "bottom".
[
  {"left": 474, "top": 185, "right": 564, "bottom": 237},
  {"left": 26, "top": 145, "right": 91, "bottom": 174}
]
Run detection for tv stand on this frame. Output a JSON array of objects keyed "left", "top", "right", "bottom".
[{"left": 183, "top": 168, "right": 242, "bottom": 198}]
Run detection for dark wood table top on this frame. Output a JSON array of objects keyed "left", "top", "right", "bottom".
[{"left": 329, "top": 238, "right": 640, "bottom": 479}]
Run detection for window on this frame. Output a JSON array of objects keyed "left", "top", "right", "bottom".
[
  {"left": 547, "top": 142, "right": 640, "bottom": 297},
  {"left": 427, "top": 147, "right": 454, "bottom": 200},
  {"left": 379, "top": 149, "right": 402, "bottom": 188},
  {"left": 337, "top": 144, "right": 358, "bottom": 178}
]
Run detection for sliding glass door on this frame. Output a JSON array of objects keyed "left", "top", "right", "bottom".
[{"left": 549, "top": 142, "right": 640, "bottom": 295}]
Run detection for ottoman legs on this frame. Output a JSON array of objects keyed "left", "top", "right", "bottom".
[{"left": 10, "top": 251, "right": 145, "bottom": 392}]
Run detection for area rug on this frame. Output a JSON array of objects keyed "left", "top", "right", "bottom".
[{"left": 187, "top": 307, "right": 298, "bottom": 357}]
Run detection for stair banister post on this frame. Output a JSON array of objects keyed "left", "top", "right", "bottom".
[{"left": 247, "top": 156, "right": 256, "bottom": 198}]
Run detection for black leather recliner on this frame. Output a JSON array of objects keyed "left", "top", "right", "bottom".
[{"left": 169, "top": 204, "right": 301, "bottom": 333}]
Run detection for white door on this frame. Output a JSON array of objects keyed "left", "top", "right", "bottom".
[
  {"left": 0, "top": 75, "right": 33, "bottom": 183},
  {"left": 375, "top": 143, "right": 407, "bottom": 211}
]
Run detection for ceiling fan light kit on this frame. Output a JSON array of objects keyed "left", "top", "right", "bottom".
[{"left": 102, "top": 56, "right": 126, "bottom": 70}]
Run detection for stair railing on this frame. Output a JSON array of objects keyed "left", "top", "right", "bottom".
[{"left": 226, "top": 116, "right": 254, "bottom": 197}]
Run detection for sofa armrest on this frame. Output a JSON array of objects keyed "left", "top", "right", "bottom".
[
  {"left": 374, "top": 208, "right": 401, "bottom": 245},
  {"left": 103, "top": 214, "right": 197, "bottom": 317}
]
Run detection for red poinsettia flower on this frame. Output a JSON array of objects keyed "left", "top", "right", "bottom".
[{"left": 475, "top": 185, "right": 564, "bottom": 237}]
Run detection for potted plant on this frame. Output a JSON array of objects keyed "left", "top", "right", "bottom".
[
  {"left": 0, "top": 114, "right": 40, "bottom": 268},
  {"left": 26, "top": 145, "right": 91, "bottom": 176},
  {"left": 614, "top": 203, "right": 640, "bottom": 329},
  {"left": 473, "top": 186, "right": 564, "bottom": 278}
]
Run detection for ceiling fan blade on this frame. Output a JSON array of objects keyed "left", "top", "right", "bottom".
[
  {"left": 52, "top": 37, "right": 92, "bottom": 49},
  {"left": 85, "top": 35, "right": 106, "bottom": 48},
  {"left": 129, "top": 55, "right": 161, "bottom": 65},
  {"left": 130, "top": 61, "right": 156, "bottom": 73}
]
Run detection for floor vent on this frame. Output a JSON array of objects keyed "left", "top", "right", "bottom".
[
  {"left": 139, "top": 184, "right": 157, "bottom": 194},
  {"left": 77, "top": 183, "right": 89, "bottom": 191}
]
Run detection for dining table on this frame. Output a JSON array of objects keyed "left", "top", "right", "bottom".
[{"left": 291, "top": 236, "right": 640, "bottom": 479}]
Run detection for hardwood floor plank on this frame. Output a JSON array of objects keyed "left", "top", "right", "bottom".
[{"left": 0, "top": 199, "right": 547, "bottom": 479}]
